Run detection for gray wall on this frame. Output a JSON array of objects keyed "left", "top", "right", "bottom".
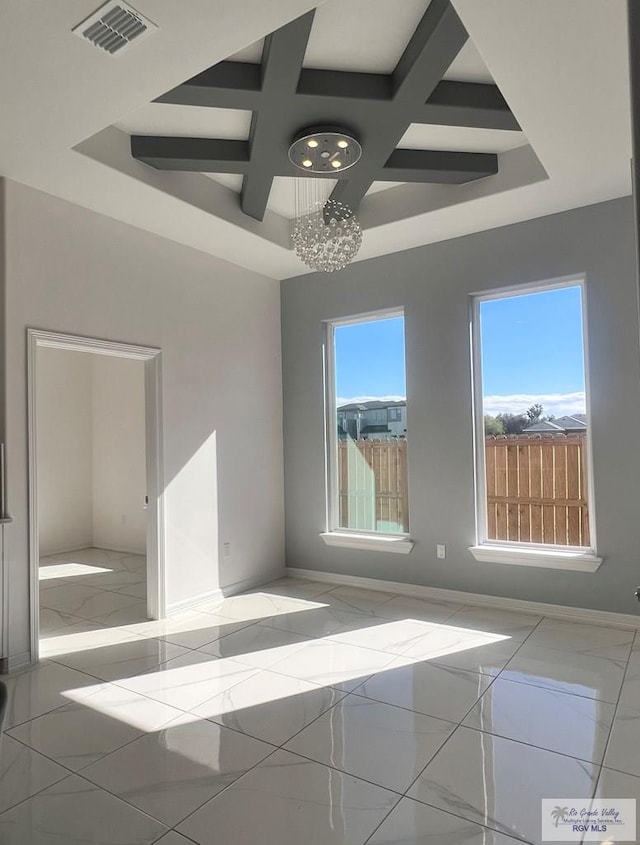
[
  {"left": 281, "top": 197, "right": 640, "bottom": 615},
  {"left": 4, "top": 179, "right": 285, "bottom": 663}
]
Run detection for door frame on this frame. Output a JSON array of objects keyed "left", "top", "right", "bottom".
[{"left": 27, "top": 329, "right": 165, "bottom": 663}]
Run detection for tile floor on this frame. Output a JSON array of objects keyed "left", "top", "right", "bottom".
[{"left": 1, "top": 549, "right": 639, "bottom": 843}]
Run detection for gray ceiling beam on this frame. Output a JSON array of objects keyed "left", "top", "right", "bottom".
[
  {"left": 331, "top": 0, "right": 469, "bottom": 209},
  {"left": 154, "top": 65, "right": 517, "bottom": 131},
  {"left": 155, "top": 62, "right": 262, "bottom": 111},
  {"left": 382, "top": 148, "right": 498, "bottom": 183},
  {"left": 421, "top": 81, "right": 520, "bottom": 130},
  {"left": 131, "top": 137, "right": 249, "bottom": 172},
  {"left": 296, "top": 68, "right": 392, "bottom": 102},
  {"left": 241, "top": 11, "right": 314, "bottom": 220}
]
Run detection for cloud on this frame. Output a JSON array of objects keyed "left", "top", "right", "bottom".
[
  {"left": 483, "top": 392, "right": 586, "bottom": 416},
  {"left": 337, "top": 395, "right": 406, "bottom": 406}
]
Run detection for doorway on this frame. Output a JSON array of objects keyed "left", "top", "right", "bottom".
[{"left": 27, "top": 330, "right": 164, "bottom": 663}]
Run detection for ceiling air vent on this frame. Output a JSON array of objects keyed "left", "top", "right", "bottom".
[{"left": 72, "top": 1, "right": 156, "bottom": 55}]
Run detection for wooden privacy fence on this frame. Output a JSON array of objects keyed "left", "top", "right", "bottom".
[
  {"left": 337, "top": 434, "right": 590, "bottom": 547},
  {"left": 485, "top": 435, "right": 590, "bottom": 547},
  {"left": 338, "top": 439, "right": 409, "bottom": 533}
]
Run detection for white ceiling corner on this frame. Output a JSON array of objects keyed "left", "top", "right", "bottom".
[{"left": 0, "top": 0, "right": 630, "bottom": 281}]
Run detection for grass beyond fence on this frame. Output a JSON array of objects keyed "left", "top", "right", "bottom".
[{"left": 338, "top": 434, "right": 590, "bottom": 546}]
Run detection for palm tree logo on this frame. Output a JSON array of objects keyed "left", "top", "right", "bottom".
[{"left": 551, "top": 806, "right": 569, "bottom": 828}]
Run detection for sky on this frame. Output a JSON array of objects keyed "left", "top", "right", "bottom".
[{"left": 336, "top": 287, "right": 587, "bottom": 416}]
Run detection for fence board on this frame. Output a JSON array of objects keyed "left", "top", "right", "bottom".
[
  {"left": 485, "top": 434, "right": 589, "bottom": 548},
  {"left": 337, "top": 434, "right": 589, "bottom": 548}
]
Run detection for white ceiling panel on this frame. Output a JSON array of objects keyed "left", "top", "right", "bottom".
[
  {"left": 444, "top": 39, "right": 494, "bottom": 83},
  {"left": 116, "top": 103, "right": 252, "bottom": 140},
  {"left": 303, "top": 0, "right": 430, "bottom": 73},
  {"left": 229, "top": 38, "right": 264, "bottom": 63},
  {"left": 206, "top": 173, "right": 244, "bottom": 192},
  {"left": 398, "top": 124, "right": 525, "bottom": 154},
  {"left": 267, "top": 176, "right": 336, "bottom": 219}
]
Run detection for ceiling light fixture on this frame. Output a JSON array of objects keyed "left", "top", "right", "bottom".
[{"left": 289, "top": 126, "right": 363, "bottom": 273}]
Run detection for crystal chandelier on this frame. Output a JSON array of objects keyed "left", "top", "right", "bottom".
[{"left": 288, "top": 127, "right": 363, "bottom": 273}]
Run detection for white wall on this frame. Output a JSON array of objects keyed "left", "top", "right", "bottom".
[
  {"left": 3, "top": 179, "right": 285, "bottom": 664},
  {"left": 92, "top": 355, "right": 146, "bottom": 554},
  {"left": 36, "top": 347, "right": 93, "bottom": 555}
]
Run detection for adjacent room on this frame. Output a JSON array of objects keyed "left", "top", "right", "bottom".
[
  {"left": 35, "top": 345, "right": 149, "bottom": 648},
  {"left": 0, "top": 1, "right": 639, "bottom": 844}
]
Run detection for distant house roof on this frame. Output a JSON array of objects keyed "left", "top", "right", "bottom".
[
  {"left": 524, "top": 414, "right": 587, "bottom": 434},
  {"left": 338, "top": 399, "right": 406, "bottom": 412}
]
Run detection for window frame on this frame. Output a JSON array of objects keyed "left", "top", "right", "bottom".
[
  {"left": 322, "top": 307, "right": 413, "bottom": 552},
  {"left": 470, "top": 276, "right": 601, "bottom": 571}
]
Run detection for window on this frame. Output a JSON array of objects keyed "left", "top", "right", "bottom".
[
  {"left": 327, "top": 311, "right": 409, "bottom": 537},
  {"left": 472, "top": 280, "right": 597, "bottom": 563},
  {"left": 388, "top": 407, "right": 402, "bottom": 422}
]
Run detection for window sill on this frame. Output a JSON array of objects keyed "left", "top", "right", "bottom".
[
  {"left": 320, "top": 532, "right": 415, "bottom": 554},
  {"left": 469, "top": 544, "right": 602, "bottom": 572}
]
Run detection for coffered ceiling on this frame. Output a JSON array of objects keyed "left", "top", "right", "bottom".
[{"left": 0, "top": 0, "right": 632, "bottom": 279}]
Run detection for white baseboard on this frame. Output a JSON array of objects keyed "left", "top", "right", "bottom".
[
  {"left": 39, "top": 541, "right": 94, "bottom": 557},
  {"left": 166, "top": 588, "right": 224, "bottom": 616},
  {"left": 7, "top": 651, "right": 32, "bottom": 674},
  {"left": 166, "top": 570, "right": 286, "bottom": 616},
  {"left": 287, "top": 567, "right": 640, "bottom": 631}
]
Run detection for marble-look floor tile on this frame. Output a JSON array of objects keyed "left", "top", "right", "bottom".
[
  {"left": 524, "top": 618, "right": 634, "bottom": 659},
  {"left": 152, "top": 833, "right": 195, "bottom": 845},
  {"left": 82, "top": 717, "right": 274, "bottom": 826},
  {"left": 321, "top": 585, "right": 396, "bottom": 614},
  {"left": 53, "top": 637, "right": 189, "bottom": 682},
  {"left": 270, "top": 639, "right": 396, "bottom": 692},
  {"left": 197, "top": 624, "right": 310, "bottom": 668},
  {"left": 39, "top": 621, "right": 145, "bottom": 659},
  {"left": 375, "top": 595, "right": 464, "bottom": 624},
  {"left": 447, "top": 606, "right": 542, "bottom": 642},
  {"left": 115, "top": 581, "right": 147, "bottom": 599},
  {"left": 0, "top": 774, "right": 167, "bottom": 844},
  {"left": 41, "top": 583, "right": 142, "bottom": 622},
  {"left": 327, "top": 618, "right": 440, "bottom": 655},
  {"left": 177, "top": 749, "right": 398, "bottom": 845},
  {"left": 115, "top": 651, "right": 258, "bottom": 711},
  {"left": 355, "top": 659, "right": 492, "bottom": 722},
  {"left": 463, "top": 678, "right": 616, "bottom": 763},
  {"left": 408, "top": 726, "right": 599, "bottom": 844},
  {"left": 78, "top": 568, "right": 145, "bottom": 592},
  {"left": 617, "top": 649, "right": 640, "bottom": 709},
  {"left": 367, "top": 796, "right": 527, "bottom": 845},
  {"left": 603, "top": 702, "right": 640, "bottom": 778},
  {"left": 6, "top": 686, "right": 166, "bottom": 771},
  {"left": 124, "top": 611, "right": 255, "bottom": 650},
  {"left": 58, "top": 681, "right": 187, "bottom": 732},
  {"left": 39, "top": 583, "right": 107, "bottom": 616},
  {"left": 500, "top": 643, "right": 626, "bottom": 703},
  {"left": 213, "top": 592, "right": 327, "bottom": 624},
  {"left": 285, "top": 695, "right": 454, "bottom": 792},
  {"left": 264, "top": 605, "right": 370, "bottom": 639},
  {"left": 1, "top": 661, "right": 101, "bottom": 729},
  {"left": 0, "top": 736, "right": 68, "bottom": 813},
  {"left": 398, "top": 622, "right": 510, "bottom": 665},
  {"left": 92, "top": 599, "right": 149, "bottom": 627},
  {"left": 594, "top": 764, "right": 640, "bottom": 802},
  {"left": 429, "top": 637, "right": 522, "bottom": 677},
  {"left": 39, "top": 607, "right": 87, "bottom": 635},
  {"left": 192, "top": 669, "right": 345, "bottom": 746}
]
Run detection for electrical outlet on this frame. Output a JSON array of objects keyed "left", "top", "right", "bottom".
[
  {"left": 436, "top": 544, "right": 446, "bottom": 559},
  {"left": 223, "top": 542, "right": 231, "bottom": 559}
]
